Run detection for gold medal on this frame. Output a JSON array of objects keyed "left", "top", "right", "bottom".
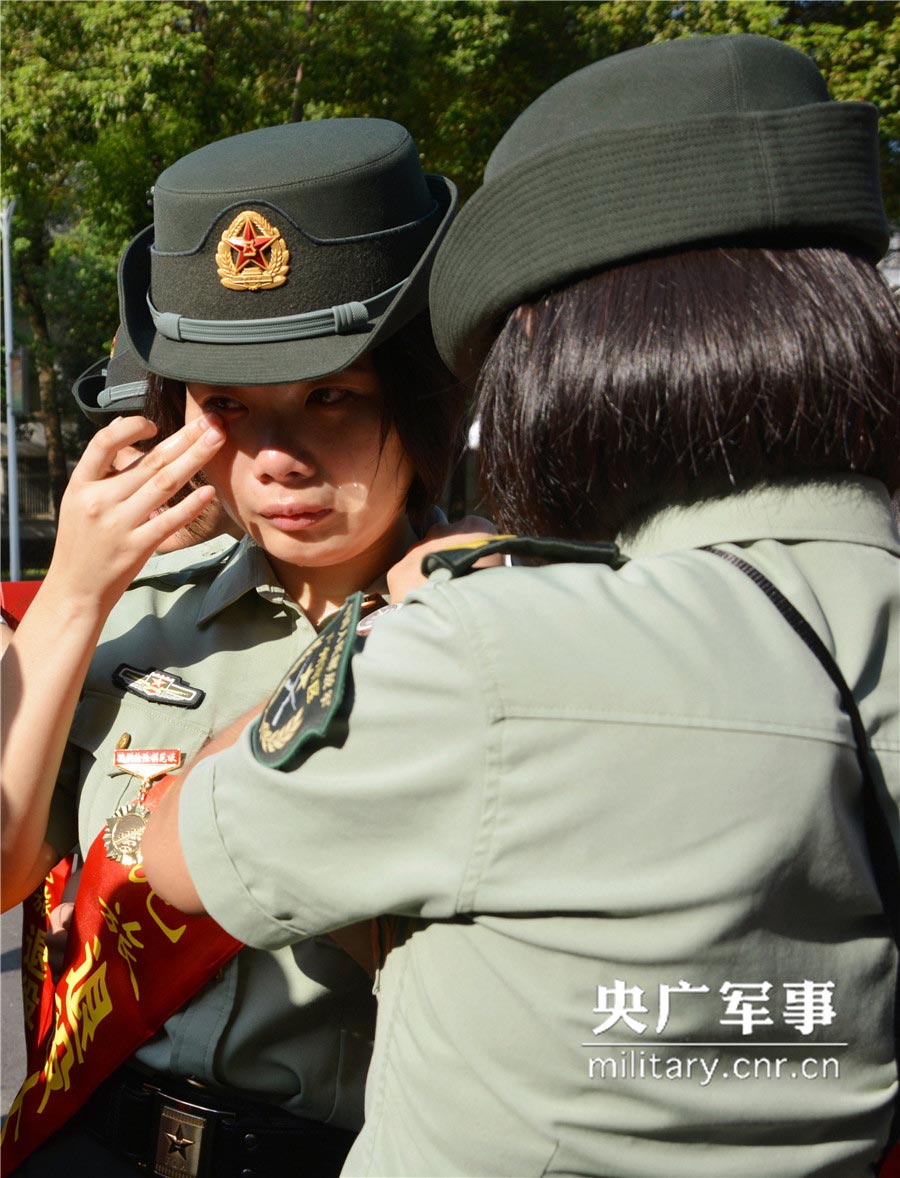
[
  {"left": 104, "top": 801, "right": 152, "bottom": 866},
  {"left": 104, "top": 739, "right": 183, "bottom": 865}
]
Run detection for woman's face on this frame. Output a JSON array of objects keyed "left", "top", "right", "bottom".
[{"left": 184, "top": 356, "right": 414, "bottom": 602}]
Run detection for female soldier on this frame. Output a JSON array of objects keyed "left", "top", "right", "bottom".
[
  {"left": 1, "top": 117, "right": 467, "bottom": 1175},
  {"left": 145, "top": 34, "right": 899, "bottom": 1178}
]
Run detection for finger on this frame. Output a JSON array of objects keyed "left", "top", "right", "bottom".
[
  {"left": 74, "top": 416, "right": 159, "bottom": 483},
  {"left": 117, "top": 417, "right": 225, "bottom": 519},
  {"left": 111, "top": 413, "right": 222, "bottom": 492},
  {"left": 136, "top": 484, "right": 219, "bottom": 551}
]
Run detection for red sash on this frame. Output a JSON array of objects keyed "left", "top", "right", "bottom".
[{"left": 0, "top": 776, "right": 243, "bottom": 1174}]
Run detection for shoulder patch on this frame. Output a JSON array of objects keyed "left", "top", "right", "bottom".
[
  {"left": 421, "top": 535, "right": 627, "bottom": 579},
  {"left": 253, "top": 592, "right": 362, "bottom": 770},
  {"left": 113, "top": 664, "right": 205, "bottom": 708}
]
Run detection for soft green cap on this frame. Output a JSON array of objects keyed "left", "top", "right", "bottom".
[{"left": 430, "top": 34, "right": 889, "bottom": 379}]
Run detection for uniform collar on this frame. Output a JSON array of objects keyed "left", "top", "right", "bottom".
[
  {"left": 622, "top": 477, "right": 900, "bottom": 560},
  {"left": 195, "top": 519, "right": 420, "bottom": 626},
  {"left": 197, "top": 536, "right": 291, "bottom": 625}
]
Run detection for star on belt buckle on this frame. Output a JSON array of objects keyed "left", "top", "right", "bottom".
[
  {"left": 154, "top": 1104, "right": 207, "bottom": 1178},
  {"left": 146, "top": 1090, "right": 230, "bottom": 1178}
]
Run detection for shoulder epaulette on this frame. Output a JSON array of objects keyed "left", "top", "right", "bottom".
[{"left": 421, "top": 535, "right": 627, "bottom": 579}]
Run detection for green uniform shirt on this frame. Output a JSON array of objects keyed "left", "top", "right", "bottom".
[
  {"left": 181, "top": 478, "right": 900, "bottom": 1175},
  {"left": 50, "top": 534, "right": 374, "bottom": 1128}
]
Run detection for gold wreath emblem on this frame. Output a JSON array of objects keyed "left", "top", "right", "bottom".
[
  {"left": 258, "top": 708, "right": 304, "bottom": 755},
  {"left": 216, "top": 209, "right": 290, "bottom": 291}
]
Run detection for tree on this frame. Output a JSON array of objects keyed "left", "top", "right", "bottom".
[{"left": 3, "top": 1, "right": 897, "bottom": 520}]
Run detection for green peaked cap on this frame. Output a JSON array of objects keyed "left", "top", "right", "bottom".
[{"left": 119, "top": 118, "right": 457, "bottom": 386}]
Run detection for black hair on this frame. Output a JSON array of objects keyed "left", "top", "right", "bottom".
[
  {"left": 142, "top": 311, "right": 465, "bottom": 532},
  {"left": 476, "top": 245, "right": 900, "bottom": 539}
]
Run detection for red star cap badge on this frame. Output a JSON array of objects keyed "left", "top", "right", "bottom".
[{"left": 226, "top": 217, "right": 276, "bottom": 272}]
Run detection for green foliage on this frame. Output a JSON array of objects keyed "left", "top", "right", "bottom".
[{"left": 2, "top": 0, "right": 897, "bottom": 466}]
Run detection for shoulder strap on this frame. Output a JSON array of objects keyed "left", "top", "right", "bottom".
[
  {"left": 708, "top": 546, "right": 900, "bottom": 1159},
  {"left": 422, "top": 535, "right": 627, "bottom": 579}
]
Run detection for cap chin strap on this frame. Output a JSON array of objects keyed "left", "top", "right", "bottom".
[{"left": 147, "top": 278, "right": 406, "bottom": 345}]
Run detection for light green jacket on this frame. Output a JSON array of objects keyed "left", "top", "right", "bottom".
[
  {"left": 182, "top": 479, "right": 900, "bottom": 1176},
  {"left": 51, "top": 535, "right": 374, "bottom": 1128}
]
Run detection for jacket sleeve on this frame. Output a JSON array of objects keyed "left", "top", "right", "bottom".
[{"left": 178, "top": 584, "right": 493, "bottom": 949}]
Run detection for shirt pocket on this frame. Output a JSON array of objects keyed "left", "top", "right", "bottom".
[{"left": 70, "top": 689, "right": 212, "bottom": 854}]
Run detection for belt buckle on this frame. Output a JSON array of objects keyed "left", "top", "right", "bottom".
[{"left": 143, "top": 1085, "right": 233, "bottom": 1178}]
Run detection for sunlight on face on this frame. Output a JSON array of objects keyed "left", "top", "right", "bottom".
[{"left": 185, "top": 356, "right": 414, "bottom": 611}]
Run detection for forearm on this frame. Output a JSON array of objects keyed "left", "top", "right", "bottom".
[
  {"left": 142, "top": 702, "right": 264, "bottom": 914},
  {"left": 0, "top": 578, "right": 107, "bottom": 908}
]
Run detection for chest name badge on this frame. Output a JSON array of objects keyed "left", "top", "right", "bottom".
[
  {"left": 253, "top": 593, "right": 361, "bottom": 770},
  {"left": 113, "top": 664, "right": 205, "bottom": 709},
  {"left": 104, "top": 747, "right": 183, "bottom": 866}
]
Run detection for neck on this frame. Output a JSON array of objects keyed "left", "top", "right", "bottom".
[{"left": 271, "top": 517, "right": 413, "bottom": 627}]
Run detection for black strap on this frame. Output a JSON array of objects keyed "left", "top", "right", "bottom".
[
  {"left": 709, "top": 547, "right": 900, "bottom": 1157},
  {"left": 421, "top": 535, "right": 626, "bottom": 579}
]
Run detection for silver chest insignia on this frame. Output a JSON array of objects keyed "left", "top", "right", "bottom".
[{"left": 113, "top": 664, "right": 205, "bottom": 709}]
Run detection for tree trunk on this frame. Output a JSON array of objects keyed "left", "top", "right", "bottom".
[
  {"left": 17, "top": 276, "right": 68, "bottom": 520},
  {"left": 289, "top": 1, "right": 315, "bottom": 123}
]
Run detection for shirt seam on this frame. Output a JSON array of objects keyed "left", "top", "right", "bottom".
[
  {"left": 429, "top": 584, "right": 505, "bottom": 915},
  {"left": 499, "top": 707, "right": 899, "bottom": 751}
]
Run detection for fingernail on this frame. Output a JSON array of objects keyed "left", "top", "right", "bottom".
[{"left": 203, "top": 423, "right": 224, "bottom": 443}]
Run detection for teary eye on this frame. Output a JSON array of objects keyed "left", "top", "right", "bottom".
[
  {"left": 308, "top": 387, "right": 351, "bottom": 406},
  {"left": 202, "top": 395, "right": 244, "bottom": 413}
]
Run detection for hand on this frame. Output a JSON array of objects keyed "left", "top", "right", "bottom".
[
  {"left": 43, "top": 414, "right": 225, "bottom": 618},
  {"left": 387, "top": 515, "right": 501, "bottom": 600}
]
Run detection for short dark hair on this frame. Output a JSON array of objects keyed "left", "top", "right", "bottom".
[
  {"left": 143, "top": 312, "right": 465, "bottom": 531},
  {"left": 476, "top": 245, "right": 900, "bottom": 539}
]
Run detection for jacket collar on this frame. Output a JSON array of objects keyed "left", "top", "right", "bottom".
[
  {"left": 195, "top": 518, "right": 421, "bottom": 625},
  {"left": 197, "top": 536, "right": 292, "bottom": 625},
  {"left": 623, "top": 477, "right": 900, "bottom": 560}
]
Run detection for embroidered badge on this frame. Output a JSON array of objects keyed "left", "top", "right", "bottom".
[
  {"left": 253, "top": 593, "right": 362, "bottom": 770},
  {"left": 113, "top": 664, "right": 205, "bottom": 709},
  {"left": 216, "top": 209, "right": 290, "bottom": 291}
]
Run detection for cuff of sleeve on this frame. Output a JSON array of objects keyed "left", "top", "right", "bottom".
[{"left": 178, "top": 748, "right": 307, "bottom": 949}]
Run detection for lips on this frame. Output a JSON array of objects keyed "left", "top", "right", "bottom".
[{"left": 260, "top": 505, "right": 333, "bottom": 533}]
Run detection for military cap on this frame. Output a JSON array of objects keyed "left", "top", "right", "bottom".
[
  {"left": 119, "top": 118, "right": 457, "bottom": 385},
  {"left": 72, "top": 330, "right": 149, "bottom": 423},
  {"left": 430, "top": 33, "right": 890, "bottom": 378}
]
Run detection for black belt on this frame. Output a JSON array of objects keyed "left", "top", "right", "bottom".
[{"left": 77, "top": 1067, "right": 357, "bottom": 1178}]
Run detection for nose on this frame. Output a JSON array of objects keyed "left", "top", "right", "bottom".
[{"left": 253, "top": 438, "right": 318, "bottom": 485}]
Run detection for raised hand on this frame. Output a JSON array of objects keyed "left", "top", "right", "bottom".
[
  {"left": 0, "top": 411, "right": 226, "bottom": 908},
  {"left": 45, "top": 413, "right": 225, "bottom": 616}
]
